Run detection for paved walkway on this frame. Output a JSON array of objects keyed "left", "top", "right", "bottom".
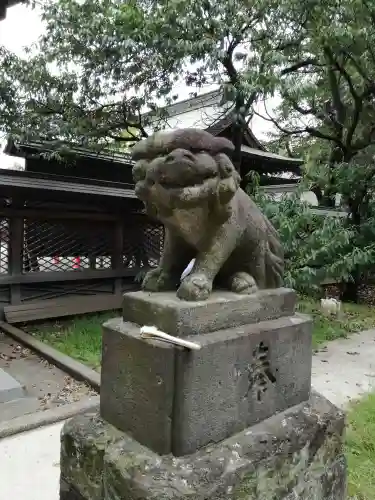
[
  {"left": 0, "top": 421, "right": 63, "bottom": 500},
  {"left": 312, "top": 328, "right": 375, "bottom": 408},
  {"left": 1, "top": 327, "right": 375, "bottom": 500}
]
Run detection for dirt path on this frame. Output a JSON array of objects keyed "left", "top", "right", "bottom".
[{"left": 0, "top": 332, "right": 97, "bottom": 422}]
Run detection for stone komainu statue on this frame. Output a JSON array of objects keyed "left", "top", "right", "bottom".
[{"left": 131, "top": 128, "right": 284, "bottom": 301}]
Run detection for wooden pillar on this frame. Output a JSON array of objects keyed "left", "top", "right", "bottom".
[
  {"left": 8, "top": 214, "right": 24, "bottom": 305},
  {"left": 111, "top": 220, "right": 124, "bottom": 297},
  {"left": 89, "top": 255, "right": 96, "bottom": 270}
]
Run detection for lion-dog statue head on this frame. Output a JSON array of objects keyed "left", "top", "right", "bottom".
[{"left": 132, "top": 128, "right": 284, "bottom": 301}]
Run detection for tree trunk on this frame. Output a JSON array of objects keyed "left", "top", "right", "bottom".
[
  {"left": 232, "top": 90, "right": 246, "bottom": 175},
  {"left": 342, "top": 208, "right": 361, "bottom": 303},
  {"left": 321, "top": 193, "right": 336, "bottom": 208},
  {"left": 232, "top": 119, "right": 244, "bottom": 175},
  {"left": 342, "top": 269, "right": 359, "bottom": 303}
]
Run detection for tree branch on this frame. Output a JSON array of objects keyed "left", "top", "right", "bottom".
[
  {"left": 343, "top": 50, "right": 372, "bottom": 83},
  {"left": 282, "top": 95, "right": 316, "bottom": 116},
  {"left": 221, "top": 39, "right": 240, "bottom": 84},
  {"left": 333, "top": 59, "right": 363, "bottom": 149},
  {"left": 334, "top": 59, "right": 360, "bottom": 101},
  {"left": 323, "top": 47, "right": 346, "bottom": 134},
  {"left": 106, "top": 132, "right": 139, "bottom": 142},
  {"left": 253, "top": 107, "right": 346, "bottom": 146},
  {"left": 280, "top": 58, "right": 319, "bottom": 76},
  {"left": 353, "top": 124, "right": 375, "bottom": 151},
  {"left": 284, "top": 139, "right": 295, "bottom": 158},
  {"left": 252, "top": 108, "right": 305, "bottom": 136},
  {"left": 306, "top": 126, "right": 346, "bottom": 144}
]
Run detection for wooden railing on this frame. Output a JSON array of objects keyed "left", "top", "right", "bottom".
[{"left": 0, "top": 205, "right": 163, "bottom": 322}]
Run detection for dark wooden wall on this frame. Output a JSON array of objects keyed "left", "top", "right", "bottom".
[
  {"left": 25, "top": 156, "right": 135, "bottom": 185},
  {"left": 0, "top": 198, "right": 163, "bottom": 323}
]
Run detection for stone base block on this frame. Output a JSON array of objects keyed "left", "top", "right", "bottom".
[
  {"left": 60, "top": 392, "right": 347, "bottom": 500},
  {"left": 101, "top": 313, "right": 312, "bottom": 456},
  {"left": 122, "top": 288, "right": 296, "bottom": 336}
]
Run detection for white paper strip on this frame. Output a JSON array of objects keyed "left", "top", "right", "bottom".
[
  {"left": 140, "top": 325, "right": 201, "bottom": 351},
  {"left": 180, "top": 258, "right": 195, "bottom": 281}
]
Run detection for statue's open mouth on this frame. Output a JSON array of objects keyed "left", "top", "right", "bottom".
[
  {"left": 158, "top": 181, "right": 189, "bottom": 189},
  {"left": 157, "top": 173, "right": 218, "bottom": 190}
]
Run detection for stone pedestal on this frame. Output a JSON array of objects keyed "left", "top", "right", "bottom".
[
  {"left": 59, "top": 288, "right": 347, "bottom": 499},
  {"left": 101, "top": 290, "right": 311, "bottom": 456},
  {"left": 60, "top": 393, "right": 346, "bottom": 500}
]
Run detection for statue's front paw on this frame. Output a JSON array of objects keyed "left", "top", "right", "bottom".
[
  {"left": 134, "top": 180, "right": 151, "bottom": 202},
  {"left": 229, "top": 272, "right": 258, "bottom": 295},
  {"left": 142, "top": 267, "right": 178, "bottom": 292},
  {"left": 177, "top": 273, "right": 212, "bottom": 301}
]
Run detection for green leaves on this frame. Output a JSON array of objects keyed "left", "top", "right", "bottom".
[
  {"left": 2, "top": 0, "right": 375, "bottom": 159},
  {"left": 253, "top": 182, "right": 375, "bottom": 296},
  {"left": 269, "top": 0, "right": 375, "bottom": 159},
  {"left": 0, "top": 0, "right": 284, "bottom": 148}
]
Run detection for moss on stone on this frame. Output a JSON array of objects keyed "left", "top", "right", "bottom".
[
  {"left": 233, "top": 437, "right": 343, "bottom": 500},
  {"left": 60, "top": 413, "right": 124, "bottom": 500},
  {"left": 60, "top": 394, "right": 346, "bottom": 500}
]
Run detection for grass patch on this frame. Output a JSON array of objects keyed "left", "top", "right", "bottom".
[
  {"left": 297, "top": 298, "right": 375, "bottom": 348},
  {"left": 24, "top": 311, "right": 117, "bottom": 371},
  {"left": 346, "top": 393, "right": 375, "bottom": 499},
  {"left": 25, "top": 297, "right": 375, "bottom": 368}
]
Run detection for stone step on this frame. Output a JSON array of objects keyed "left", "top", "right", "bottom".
[
  {"left": 0, "top": 368, "right": 26, "bottom": 403},
  {"left": 0, "top": 396, "right": 40, "bottom": 422}
]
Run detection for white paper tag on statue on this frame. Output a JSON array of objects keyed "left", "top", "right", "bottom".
[{"left": 181, "top": 258, "right": 195, "bottom": 281}]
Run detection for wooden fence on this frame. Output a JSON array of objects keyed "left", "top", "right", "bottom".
[{"left": 0, "top": 202, "right": 163, "bottom": 323}]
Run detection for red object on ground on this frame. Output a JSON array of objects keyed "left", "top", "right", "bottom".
[
  {"left": 52, "top": 256, "right": 60, "bottom": 264},
  {"left": 72, "top": 256, "right": 81, "bottom": 269}
]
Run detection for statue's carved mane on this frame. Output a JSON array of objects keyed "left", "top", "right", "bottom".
[{"left": 131, "top": 128, "right": 284, "bottom": 301}]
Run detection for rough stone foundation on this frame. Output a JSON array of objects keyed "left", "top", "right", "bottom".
[{"left": 60, "top": 391, "right": 346, "bottom": 500}]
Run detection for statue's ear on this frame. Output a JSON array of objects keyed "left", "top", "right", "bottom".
[
  {"left": 132, "top": 160, "right": 149, "bottom": 182},
  {"left": 215, "top": 153, "right": 241, "bottom": 187},
  {"left": 209, "top": 153, "right": 240, "bottom": 214}
]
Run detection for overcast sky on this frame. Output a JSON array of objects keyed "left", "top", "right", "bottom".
[
  {"left": 0, "top": 4, "right": 43, "bottom": 168},
  {"left": 0, "top": 3, "right": 43, "bottom": 54}
]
